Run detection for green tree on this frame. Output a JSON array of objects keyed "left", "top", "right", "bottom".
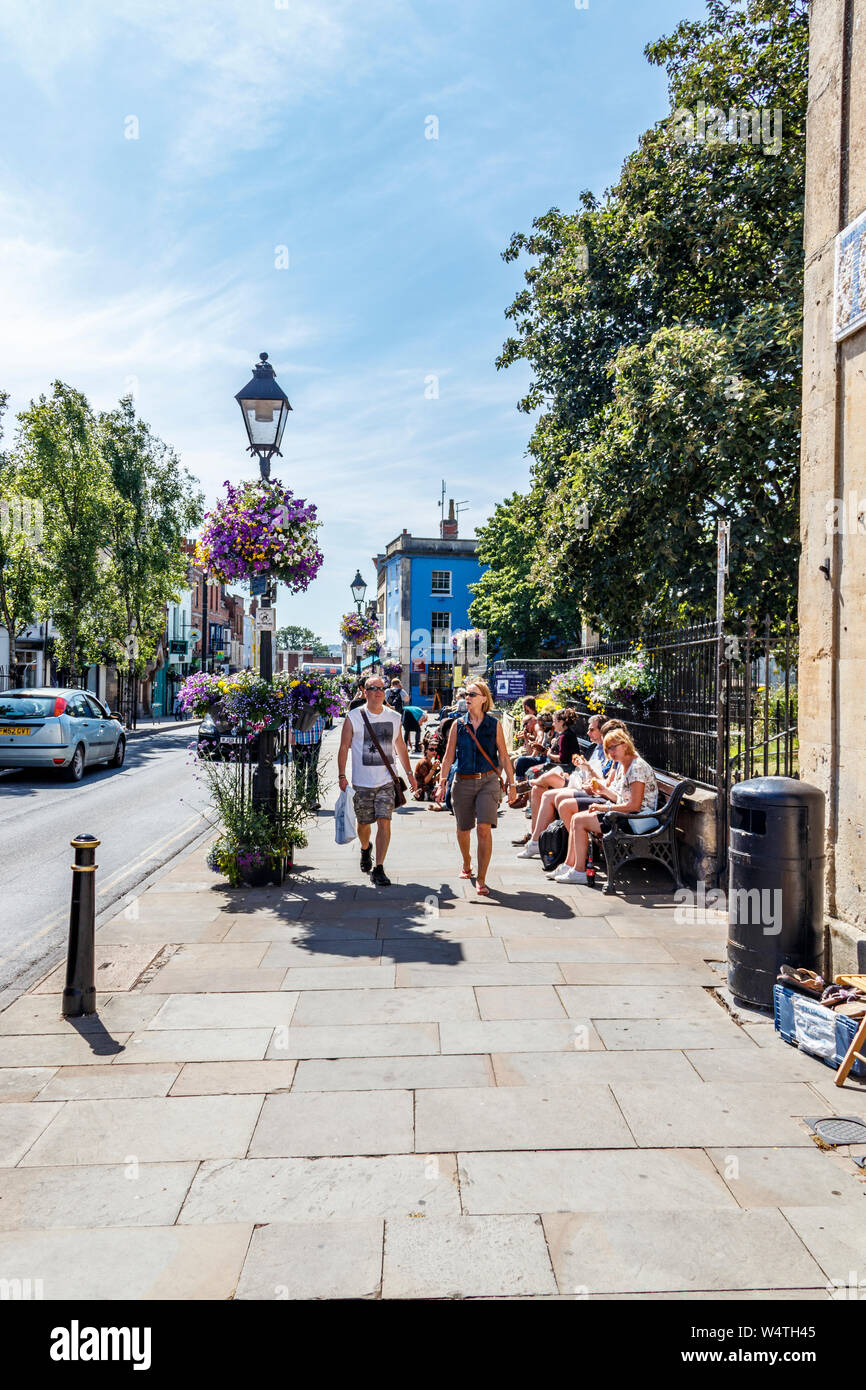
[
  {"left": 468, "top": 491, "right": 574, "bottom": 657},
  {"left": 276, "top": 624, "right": 329, "bottom": 657},
  {"left": 0, "top": 393, "right": 45, "bottom": 678},
  {"left": 98, "top": 396, "right": 203, "bottom": 673},
  {"left": 15, "top": 383, "right": 117, "bottom": 683},
  {"left": 489, "top": 0, "right": 807, "bottom": 637}
]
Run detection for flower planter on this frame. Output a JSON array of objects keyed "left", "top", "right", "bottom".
[{"left": 241, "top": 864, "right": 272, "bottom": 888}]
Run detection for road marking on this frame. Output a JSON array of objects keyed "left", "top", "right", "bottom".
[{"left": 0, "top": 809, "right": 214, "bottom": 967}]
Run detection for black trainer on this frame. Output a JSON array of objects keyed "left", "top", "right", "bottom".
[
  {"left": 360, "top": 845, "right": 373, "bottom": 874},
  {"left": 371, "top": 864, "right": 391, "bottom": 887}
]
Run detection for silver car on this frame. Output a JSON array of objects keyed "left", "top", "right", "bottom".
[{"left": 0, "top": 688, "right": 126, "bottom": 781}]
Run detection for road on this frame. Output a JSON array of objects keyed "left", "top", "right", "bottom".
[{"left": 0, "top": 722, "right": 210, "bottom": 999}]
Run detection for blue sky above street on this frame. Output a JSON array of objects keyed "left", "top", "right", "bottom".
[{"left": 0, "top": 0, "right": 708, "bottom": 643}]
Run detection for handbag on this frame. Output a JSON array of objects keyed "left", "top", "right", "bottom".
[
  {"left": 360, "top": 710, "right": 408, "bottom": 808},
  {"left": 461, "top": 716, "right": 506, "bottom": 799}
]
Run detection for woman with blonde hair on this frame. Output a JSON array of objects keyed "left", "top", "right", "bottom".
[
  {"left": 553, "top": 727, "right": 659, "bottom": 885},
  {"left": 436, "top": 676, "right": 516, "bottom": 895}
]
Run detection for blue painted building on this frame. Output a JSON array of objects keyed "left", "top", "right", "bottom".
[{"left": 376, "top": 505, "right": 485, "bottom": 709}]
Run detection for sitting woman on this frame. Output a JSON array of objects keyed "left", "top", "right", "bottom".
[
  {"left": 413, "top": 738, "right": 441, "bottom": 800},
  {"left": 517, "top": 712, "right": 617, "bottom": 855},
  {"left": 552, "top": 728, "right": 659, "bottom": 885},
  {"left": 518, "top": 707, "right": 581, "bottom": 827},
  {"left": 514, "top": 706, "right": 551, "bottom": 780}
]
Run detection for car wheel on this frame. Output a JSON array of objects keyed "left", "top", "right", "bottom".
[
  {"left": 65, "top": 744, "right": 85, "bottom": 782},
  {"left": 111, "top": 735, "right": 126, "bottom": 768}
]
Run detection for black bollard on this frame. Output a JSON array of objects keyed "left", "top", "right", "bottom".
[{"left": 62, "top": 833, "right": 100, "bottom": 1018}]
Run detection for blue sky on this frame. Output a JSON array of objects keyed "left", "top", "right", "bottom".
[{"left": 0, "top": 0, "right": 709, "bottom": 643}]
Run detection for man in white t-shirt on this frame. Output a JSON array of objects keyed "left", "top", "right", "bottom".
[{"left": 338, "top": 674, "right": 417, "bottom": 886}]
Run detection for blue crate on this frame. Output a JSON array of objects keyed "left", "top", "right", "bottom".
[{"left": 773, "top": 983, "right": 866, "bottom": 1079}]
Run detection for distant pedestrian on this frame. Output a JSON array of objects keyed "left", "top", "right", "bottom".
[
  {"left": 348, "top": 683, "right": 367, "bottom": 711},
  {"left": 337, "top": 674, "right": 417, "bottom": 887},
  {"left": 436, "top": 677, "right": 516, "bottom": 894},
  {"left": 385, "top": 677, "right": 407, "bottom": 715},
  {"left": 402, "top": 702, "right": 427, "bottom": 752}
]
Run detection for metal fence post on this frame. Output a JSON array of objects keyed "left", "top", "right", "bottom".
[{"left": 62, "top": 834, "right": 100, "bottom": 1018}]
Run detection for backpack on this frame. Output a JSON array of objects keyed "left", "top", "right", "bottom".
[
  {"left": 386, "top": 689, "right": 404, "bottom": 715},
  {"left": 538, "top": 819, "right": 568, "bottom": 872}
]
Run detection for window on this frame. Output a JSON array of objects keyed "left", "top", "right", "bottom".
[
  {"left": 431, "top": 611, "right": 451, "bottom": 635},
  {"left": 431, "top": 570, "right": 452, "bottom": 595}
]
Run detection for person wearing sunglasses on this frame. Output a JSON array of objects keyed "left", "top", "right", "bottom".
[
  {"left": 435, "top": 677, "right": 516, "bottom": 895},
  {"left": 338, "top": 674, "right": 417, "bottom": 886}
]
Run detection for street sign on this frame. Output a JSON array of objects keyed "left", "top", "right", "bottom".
[
  {"left": 188, "top": 628, "right": 202, "bottom": 643},
  {"left": 250, "top": 574, "right": 268, "bottom": 596},
  {"left": 495, "top": 670, "right": 526, "bottom": 700},
  {"left": 169, "top": 640, "right": 187, "bottom": 655},
  {"left": 257, "top": 608, "right": 276, "bottom": 632}
]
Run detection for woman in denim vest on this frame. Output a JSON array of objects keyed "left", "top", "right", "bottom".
[{"left": 436, "top": 677, "right": 516, "bottom": 896}]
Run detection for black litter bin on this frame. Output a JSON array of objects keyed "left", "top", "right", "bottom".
[{"left": 727, "top": 777, "right": 825, "bottom": 1008}]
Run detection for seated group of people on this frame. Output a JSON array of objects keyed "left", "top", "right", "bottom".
[{"left": 512, "top": 704, "right": 660, "bottom": 886}]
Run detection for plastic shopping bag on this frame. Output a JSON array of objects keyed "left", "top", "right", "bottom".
[{"left": 334, "top": 786, "right": 357, "bottom": 845}]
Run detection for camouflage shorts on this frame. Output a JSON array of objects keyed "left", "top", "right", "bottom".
[{"left": 353, "top": 781, "right": 397, "bottom": 824}]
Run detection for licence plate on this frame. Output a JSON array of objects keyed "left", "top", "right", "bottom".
[
  {"left": 221, "top": 736, "right": 242, "bottom": 745},
  {"left": 3, "top": 726, "right": 31, "bottom": 735}
]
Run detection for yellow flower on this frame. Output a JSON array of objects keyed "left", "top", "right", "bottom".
[{"left": 290, "top": 679, "right": 299, "bottom": 687}]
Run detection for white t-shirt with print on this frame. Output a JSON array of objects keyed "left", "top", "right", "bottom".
[
  {"left": 621, "top": 756, "right": 659, "bottom": 813},
  {"left": 347, "top": 705, "right": 403, "bottom": 788}
]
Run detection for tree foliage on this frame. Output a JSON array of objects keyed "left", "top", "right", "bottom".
[
  {"left": 275, "top": 624, "right": 330, "bottom": 657},
  {"left": 473, "top": 0, "right": 808, "bottom": 649}
]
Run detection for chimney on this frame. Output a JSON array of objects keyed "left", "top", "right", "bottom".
[{"left": 440, "top": 498, "right": 458, "bottom": 539}]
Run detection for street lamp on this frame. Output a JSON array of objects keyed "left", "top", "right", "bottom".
[
  {"left": 235, "top": 352, "right": 292, "bottom": 483},
  {"left": 350, "top": 570, "right": 367, "bottom": 683},
  {"left": 235, "top": 350, "right": 292, "bottom": 822}
]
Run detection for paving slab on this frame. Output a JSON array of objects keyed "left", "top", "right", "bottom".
[
  {"left": 34, "top": 945, "right": 161, "bottom": 994},
  {"left": 440, "top": 1019, "right": 603, "bottom": 1054},
  {"left": 685, "top": 1046, "right": 835, "bottom": 1084},
  {"left": 416, "top": 1083, "right": 634, "bottom": 1152},
  {"left": 235, "top": 1220, "right": 384, "bottom": 1299},
  {"left": 38, "top": 1063, "right": 180, "bottom": 1101},
  {"left": 146, "top": 993, "right": 299, "bottom": 1031},
  {"left": 116, "top": 1025, "right": 274, "bottom": 1063},
  {"left": 377, "top": 918, "right": 493, "bottom": 939},
  {"left": 0, "top": 1102, "right": 65, "bottom": 1165},
  {"left": 557, "top": 985, "right": 720, "bottom": 1020},
  {"left": 781, "top": 1206, "right": 866, "bottom": 1290},
  {"left": 249, "top": 1089, "right": 414, "bottom": 1157},
  {"left": 804, "top": 1072, "right": 866, "bottom": 1115},
  {"left": 595, "top": 1017, "right": 752, "bottom": 1051},
  {"left": 171, "top": 943, "right": 269, "bottom": 967},
  {"left": 394, "top": 963, "right": 565, "bottom": 988},
  {"left": 224, "top": 919, "right": 378, "bottom": 943},
  {"left": 486, "top": 917, "right": 617, "bottom": 939},
  {"left": 0, "top": 1068, "right": 55, "bottom": 1103},
  {"left": 0, "top": 1161, "right": 197, "bottom": 1229},
  {"left": 0, "top": 1033, "right": 131, "bottom": 1067},
  {"left": 293, "top": 1054, "right": 493, "bottom": 1091},
  {"left": 141, "top": 967, "right": 288, "bottom": 994},
  {"left": 502, "top": 938, "right": 676, "bottom": 964},
  {"left": 557, "top": 962, "right": 717, "bottom": 985},
  {"left": 265, "top": 1021, "right": 441, "bottom": 1060},
  {"left": 170, "top": 1061, "right": 297, "bottom": 1095},
  {"left": 475, "top": 987, "right": 567, "bottom": 1021},
  {"left": 291, "top": 987, "right": 479, "bottom": 1027},
  {"left": 281, "top": 965, "right": 397, "bottom": 992},
  {"left": 490, "top": 1050, "right": 697, "bottom": 1088},
  {"left": 259, "top": 942, "right": 384, "bottom": 968},
  {"left": 541, "top": 1209, "right": 826, "bottom": 1294},
  {"left": 706, "top": 1147, "right": 866, "bottom": 1208},
  {"left": 610, "top": 1081, "right": 819, "bottom": 1147},
  {"left": 385, "top": 939, "right": 507, "bottom": 963},
  {"left": 458, "top": 1148, "right": 737, "bottom": 1214},
  {"left": 0, "top": 1223, "right": 253, "bottom": 1300},
  {"left": 97, "top": 919, "right": 231, "bottom": 944},
  {"left": 19, "top": 1095, "right": 264, "bottom": 1165},
  {"left": 179, "top": 1154, "right": 461, "bottom": 1223},
  {"left": 0, "top": 993, "right": 166, "bottom": 1035},
  {"left": 382, "top": 1215, "right": 556, "bottom": 1299}
]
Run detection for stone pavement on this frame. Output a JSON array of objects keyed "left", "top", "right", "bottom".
[{"left": 1, "top": 730, "right": 865, "bottom": 1300}]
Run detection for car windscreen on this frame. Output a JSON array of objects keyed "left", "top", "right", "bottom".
[{"left": 0, "top": 694, "right": 58, "bottom": 719}]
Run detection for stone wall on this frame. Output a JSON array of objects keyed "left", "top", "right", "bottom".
[{"left": 799, "top": 0, "right": 866, "bottom": 968}]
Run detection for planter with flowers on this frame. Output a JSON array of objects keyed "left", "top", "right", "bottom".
[
  {"left": 195, "top": 479, "right": 323, "bottom": 591},
  {"left": 588, "top": 650, "right": 657, "bottom": 719},
  {"left": 383, "top": 660, "right": 402, "bottom": 677},
  {"left": 340, "top": 611, "right": 378, "bottom": 645},
  {"left": 177, "top": 671, "right": 224, "bottom": 719}
]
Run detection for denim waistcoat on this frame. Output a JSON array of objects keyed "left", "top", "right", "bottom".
[{"left": 455, "top": 713, "right": 499, "bottom": 775}]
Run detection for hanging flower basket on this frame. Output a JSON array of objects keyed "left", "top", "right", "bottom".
[
  {"left": 383, "top": 660, "right": 402, "bottom": 676},
  {"left": 195, "top": 479, "right": 323, "bottom": 591},
  {"left": 177, "top": 671, "right": 224, "bottom": 718},
  {"left": 340, "top": 611, "right": 378, "bottom": 644}
]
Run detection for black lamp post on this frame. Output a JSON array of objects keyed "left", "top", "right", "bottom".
[
  {"left": 350, "top": 570, "right": 367, "bottom": 683},
  {"left": 235, "top": 352, "right": 292, "bottom": 820}
]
